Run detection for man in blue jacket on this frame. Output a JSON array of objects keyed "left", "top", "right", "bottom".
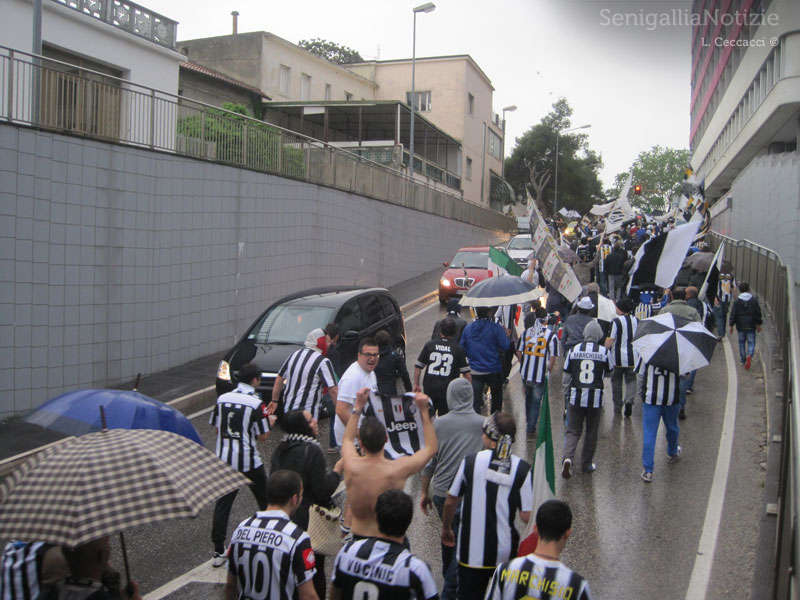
[{"left": 460, "top": 306, "right": 511, "bottom": 414}]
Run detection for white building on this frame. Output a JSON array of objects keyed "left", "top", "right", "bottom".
[{"left": 690, "top": 0, "right": 800, "bottom": 271}]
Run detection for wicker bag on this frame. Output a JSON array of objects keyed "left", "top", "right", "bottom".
[{"left": 307, "top": 504, "right": 343, "bottom": 556}]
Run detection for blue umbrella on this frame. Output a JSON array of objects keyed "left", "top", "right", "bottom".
[
  {"left": 23, "top": 389, "right": 203, "bottom": 445},
  {"left": 459, "top": 275, "right": 544, "bottom": 307}
]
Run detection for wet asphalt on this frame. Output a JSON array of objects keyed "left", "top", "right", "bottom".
[{"left": 0, "top": 267, "right": 771, "bottom": 599}]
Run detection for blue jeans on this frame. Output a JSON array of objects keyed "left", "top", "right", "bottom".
[
  {"left": 713, "top": 302, "right": 728, "bottom": 337},
  {"left": 737, "top": 330, "right": 756, "bottom": 363},
  {"left": 524, "top": 381, "right": 545, "bottom": 433},
  {"left": 598, "top": 270, "right": 608, "bottom": 296},
  {"left": 433, "top": 495, "right": 459, "bottom": 600},
  {"left": 641, "top": 403, "right": 680, "bottom": 472}
]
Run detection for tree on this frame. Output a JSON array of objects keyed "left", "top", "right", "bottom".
[
  {"left": 298, "top": 38, "right": 364, "bottom": 64},
  {"left": 504, "top": 98, "right": 604, "bottom": 216},
  {"left": 606, "top": 146, "right": 690, "bottom": 213}
]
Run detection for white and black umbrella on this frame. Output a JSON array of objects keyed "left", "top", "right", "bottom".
[
  {"left": 632, "top": 312, "right": 717, "bottom": 374},
  {"left": 459, "top": 275, "right": 544, "bottom": 307}
]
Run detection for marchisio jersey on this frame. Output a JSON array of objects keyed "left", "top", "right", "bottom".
[
  {"left": 485, "top": 555, "right": 592, "bottom": 600},
  {"left": 563, "top": 342, "right": 612, "bottom": 408}
]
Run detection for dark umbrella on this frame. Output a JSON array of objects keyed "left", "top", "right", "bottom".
[
  {"left": 459, "top": 275, "right": 544, "bottom": 307},
  {"left": 684, "top": 251, "right": 733, "bottom": 273},
  {"left": 632, "top": 313, "right": 717, "bottom": 374},
  {"left": 23, "top": 389, "right": 202, "bottom": 444}
]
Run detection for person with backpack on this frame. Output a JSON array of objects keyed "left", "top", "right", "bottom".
[{"left": 729, "top": 281, "right": 763, "bottom": 370}]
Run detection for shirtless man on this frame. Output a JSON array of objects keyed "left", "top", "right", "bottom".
[{"left": 341, "top": 388, "right": 437, "bottom": 538}]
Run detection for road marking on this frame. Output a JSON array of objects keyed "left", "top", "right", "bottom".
[
  {"left": 685, "top": 338, "right": 738, "bottom": 599},
  {"left": 166, "top": 385, "right": 215, "bottom": 407},
  {"left": 404, "top": 299, "right": 440, "bottom": 322},
  {"left": 143, "top": 559, "right": 226, "bottom": 599},
  {"left": 187, "top": 405, "right": 215, "bottom": 420}
]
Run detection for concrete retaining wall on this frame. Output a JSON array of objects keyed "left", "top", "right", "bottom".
[{"left": 0, "top": 124, "right": 507, "bottom": 418}]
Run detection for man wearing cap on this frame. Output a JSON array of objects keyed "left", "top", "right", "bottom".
[
  {"left": 561, "top": 321, "right": 612, "bottom": 478},
  {"left": 441, "top": 412, "right": 532, "bottom": 600},
  {"left": 432, "top": 298, "right": 468, "bottom": 343},
  {"left": 561, "top": 297, "right": 598, "bottom": 415}
]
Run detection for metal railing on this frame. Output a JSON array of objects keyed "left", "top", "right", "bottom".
[
  {"left": 0, "top": 45, "right": 514, "bottom": 233},
  {"left": 708, "top": 232, "right": 800, "bottom": 599}
]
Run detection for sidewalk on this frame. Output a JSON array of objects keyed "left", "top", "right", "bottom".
[{"left": 0, "top": 268, "right": 443, "bottom": 473}]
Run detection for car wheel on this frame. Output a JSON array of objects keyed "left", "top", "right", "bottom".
[{"left": 439, "top": 295, "right": 447, "bottom": 305}]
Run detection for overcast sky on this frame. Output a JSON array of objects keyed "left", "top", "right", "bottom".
[{"left": 145, "top": 0, "right": 694, "bottom": 189}]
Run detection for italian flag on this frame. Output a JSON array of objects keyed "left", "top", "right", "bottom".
[
  {"left": 488, "top": 246, "right": 523, "bottom": 277},
  {"left": 517, "top": 379, "right": 556, "bottom": 556}
]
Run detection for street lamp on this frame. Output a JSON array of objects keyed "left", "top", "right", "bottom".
[
  {"left": 500, "top": 104, "right": 517, "bottom": 180},
  {"left": 409, "top": 2, "right": 435, "bottom": 177},
  {"left": 553, "top": 124, "right": 591, "bottom": 215}
]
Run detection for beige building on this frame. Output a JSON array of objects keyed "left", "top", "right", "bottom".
[
  {"left": 348, "top": 55, "right": 504, "bottom": 207},
  {"left": 177, "top": 31, "right": 507, "bottom": 207}
]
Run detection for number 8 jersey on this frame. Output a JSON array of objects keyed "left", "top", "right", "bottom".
[{"left": 563, "top": 341, "right": 612, "bottom": 408}]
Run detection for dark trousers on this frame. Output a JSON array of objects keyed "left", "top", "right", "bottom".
[
  {"left": 211, "top": 466, "right": 268, "bottom": 553},
  {"left": 457, "top": 565, "right": 495, "bottom": 600},
  {"left": 431, "top": 393, "right": 449, "bottom": 416},
  {"left": 433, "top": 495, "right": 459, "bottom": 600},
  {"left": 471, "top": 372, "right": 503, "bottom": 414}
]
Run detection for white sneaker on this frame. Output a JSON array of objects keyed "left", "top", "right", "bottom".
[
  {"left": 561, "top": 458, "right": 572, "bottom": 480},
  {"left": 212, "top": 549, "right": 228, "bottom": 567},
  {"left": 666, "top": 446, "right": 683, "bottom": 463}
]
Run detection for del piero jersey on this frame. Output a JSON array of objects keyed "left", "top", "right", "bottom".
[{"left": 332, "top": 537, "right": 438, "bottom": 600}]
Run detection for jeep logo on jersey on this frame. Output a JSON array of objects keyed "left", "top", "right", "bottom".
[{"left": 386, "top": 420, "right": 418, "bottom": 433}]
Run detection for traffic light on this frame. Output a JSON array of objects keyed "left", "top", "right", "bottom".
[{"left": 634, "top": 185, "right": 642, "bottom": 195}]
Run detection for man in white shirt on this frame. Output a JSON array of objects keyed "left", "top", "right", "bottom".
[{"left": 333, "top": 338, "right": 379, "bottom": 448}]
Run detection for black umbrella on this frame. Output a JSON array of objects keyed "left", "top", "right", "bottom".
[
  {"left": 632, "top": 313, "right": 717, "bottom": 374},
  {"left": 459, "top": 275, "right": 544, "bottom": 307}
]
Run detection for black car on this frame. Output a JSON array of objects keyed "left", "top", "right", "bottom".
[{"left": 215, "top": 286, "right": 406, "bottom": 398}]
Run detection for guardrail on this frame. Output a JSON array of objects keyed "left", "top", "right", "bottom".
[
  {"left": 708, "top": 232, "right": 800, "bottom": 599},
  {"left": 0, "top": 45, "right": 514, "bottom": 233}
]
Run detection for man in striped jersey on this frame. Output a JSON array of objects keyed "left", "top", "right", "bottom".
[
  {"left": 225, "top": 470, "right": 317, "bottom": 600},
  {"left": 484, "top": 500, "right": 592, "bottom": 600},
  {"left": 561, "top": 321, "right": 612, "bottom": 478},
  {"left": 713, "top": 271, "right": 735, "bottom": 339},
  {"left": 210, "top": 362, "right": 271, "bottom": 566},
  {"left": 269, "top": 328, "right": 338, "bottom": 421},
  {"left": 515, "top": 308, "right": 559, "bottom": 439},
  {"left": 441, "top": 412, "right": 532, "bottom": 600},
  {"left": 636, "top": 360, "right": 682, "bottom": 483},
  {"left": 604, "top": 298, "right": 638, "bottom": 417},
  {"left": 331, "top": 490, "right": 438, "bottom": 600}
]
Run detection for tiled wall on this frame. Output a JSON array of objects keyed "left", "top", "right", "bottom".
[{"left": 0, "top": 124, "right": 504, "bottom": 418}]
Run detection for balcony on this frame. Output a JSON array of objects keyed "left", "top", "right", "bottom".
[{"left": 51, "top": 0, "right": 178, "bottom": 49}]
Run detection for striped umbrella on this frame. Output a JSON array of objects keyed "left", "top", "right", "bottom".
[
  {"left": 458, "top": 275, "right": 544, "bottom": 307},
  {"left": 632, "top": 312, "right": 717, "bottom": 375},
  {"left": 0, "top": 428, "right": 249, "bottom": 548}
]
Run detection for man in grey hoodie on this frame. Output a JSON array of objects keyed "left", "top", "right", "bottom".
[{"left": 420, "top": 378, "right": 484, "bottom": 600}]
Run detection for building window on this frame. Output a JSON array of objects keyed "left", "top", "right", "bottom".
[
  {"left": 488, "top": 130, "right": 502, "bottom": 160},
  {"left": 406, "top": 90, "right": 432, "bottom": 112},
  {"left": 465, "top": 157, "right": 473, "bottom": 180},
  {"left": 279, "top": 64, "right": 290, "bottom": 96},
  {"left": 345, "top": 91, "right": 353, "bottom": 101},
  {"left": 325, "top": 83, "right": 332, "bottom": 101},
  {"left": 301, "top": 73, "right": 311, "bottom": 100},
  {"left": 468, "top": 93, "right": 474, "bottom": 116}
]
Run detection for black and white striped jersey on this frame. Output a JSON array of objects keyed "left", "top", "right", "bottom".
[
  {"left": 1, "top": 541, "right": 49, "bottom": 600},
  {"left": 210, "top": 382, "right": 270, "bottom": 472},
  {"left": 278, "top": 347, "right": 338, "bottom": 418},
  {"left": 517, "top": 326, "right": 560, "bottom": 384},
  {"left": 608, "top": 314, "right": 638, "bottom": 368},
  {"left": 636, "top": 361, "right": 680, "bottom": 406},
  {"left": 365, "top": 394, "right": 429, "bottom": 459},
  {"left": 563, "top": 342, "right": 612, "bottom": 408},
  {"left": 228, "top": 510, "right": 316, "bottom": 600},
  {"left": 485, "top": 554, "right": 592, "bottom": 600},
  {"left": 415, "top": 338, "right": 470, "bottom": 398},
  {"left": 718, "top": 274, "right": 734, "bottom": 303},
  {"left": 331, "top": 537, "right": 439, "bottom": 600},
  {"left": 448, "top": 449, "right": 532, "bottom": 568}
]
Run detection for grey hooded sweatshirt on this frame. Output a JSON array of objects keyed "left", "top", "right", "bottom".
[{"left": 422, "top": 378, "right": 486, "bottom": 498}]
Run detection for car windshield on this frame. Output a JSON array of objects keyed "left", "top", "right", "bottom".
[
  {"left": 448, "top": 251, "right": 489, "bottom": 269},
  {"left": 248, "top": 305, "right": 334, "bottom": 344},
  {"left": 508, "top": 236, "right": 533, "bottom": 250}
]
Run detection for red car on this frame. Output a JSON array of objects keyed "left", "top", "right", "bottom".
[{"left": 438, "top": 246, "right": 492, "bottom": 304}]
